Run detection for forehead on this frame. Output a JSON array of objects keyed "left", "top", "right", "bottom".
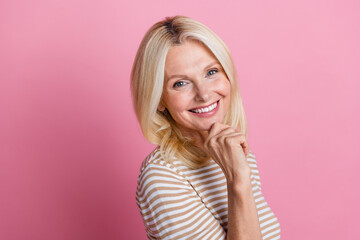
[{"left": 164, "top": 40, "right": 219, "bottom": 78}]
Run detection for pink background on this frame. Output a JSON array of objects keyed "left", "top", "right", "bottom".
[{"left": 1, "top": 0, "right": 359, "bottom": 239}]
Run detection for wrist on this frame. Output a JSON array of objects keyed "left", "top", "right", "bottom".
[
  {"left": 226, "top": 165, "right": 252, "bottom": 186},
  {"left": 227, "top": 176, "right": 252, "bottom": 195}
]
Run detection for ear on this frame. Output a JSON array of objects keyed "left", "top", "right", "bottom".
[
  {"left": 157, "top": 105, "right": 165, "bottom": 111},
  {"left": 158, "top": 98, "right": 166, "bottom": 111}
]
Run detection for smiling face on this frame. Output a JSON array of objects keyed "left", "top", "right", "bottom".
[{"left": 159, "top": 39, "right": 231, "bottom": 137}]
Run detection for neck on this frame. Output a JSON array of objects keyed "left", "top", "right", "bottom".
[{"left": 179, "top": 127, "right": 210, "bottom": 151}]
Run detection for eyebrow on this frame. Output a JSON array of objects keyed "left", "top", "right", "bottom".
[{"left": 166, "top": 61, "right": 220, "bottom": 81}]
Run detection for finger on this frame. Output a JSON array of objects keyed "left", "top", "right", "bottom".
[
  {"left": 215, "top": 129, "right": 239, "bottom": 145},
  {"left": 229, "top": 127, "right": 249, "bottom": 156},
  {"left": 210, "top": 124, "right": 246, "bottom": 141},
  {"left": 221, "top": 132, "right": 249, "bottom": 156},
  {"left": 214, "top": 126, "right": 236, "bottom": 139},
  {"left": 240, "top": 140, "right": 249, "bottom": 156},
  {"left": 208, "top": 122, "right": 228, "bottom": 135},
  {"left": 205, "top": 122, "right": 229, "bottom": 146}
]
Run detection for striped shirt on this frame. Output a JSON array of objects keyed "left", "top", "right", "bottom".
[{"left": 136, "top": 147, "right": 281, "bottom": 239}]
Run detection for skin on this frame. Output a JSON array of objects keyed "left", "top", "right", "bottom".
[
  {"left": 160, "top": 39, "right": 262, "bottom": 239},
  {"left": 159, "top": 39, "right": 231, "bottom": 149}
]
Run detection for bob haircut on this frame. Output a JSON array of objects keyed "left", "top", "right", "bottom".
[{"left": 130, "top": 15, "right": 247, "bottom": 169}]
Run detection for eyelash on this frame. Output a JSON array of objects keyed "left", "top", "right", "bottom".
[
  {"left": 207, "top": 69, "right": 218, "bottom": 76},
  {"left": 173, "top": 69, "right": 219, "bottom": 88},
  {"left": 173, "top": 81, "right": 186, "bottom": 88}
]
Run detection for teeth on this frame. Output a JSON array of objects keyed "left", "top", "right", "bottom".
[{"left": 191, "top": 101, "right": 217, "bottom": 113}]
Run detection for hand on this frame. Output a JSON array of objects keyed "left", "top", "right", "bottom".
[{"left": 204, "top": 122, "right": 251, "bottom": 185}]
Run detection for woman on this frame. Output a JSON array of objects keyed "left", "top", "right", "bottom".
[{"left": 131, "top": 15, "right": 281, "bottom": 240}]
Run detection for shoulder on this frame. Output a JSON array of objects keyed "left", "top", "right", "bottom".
[
  {"left": 136, "top": 147, "right": 189, "bottom": 197},
  {"left": 137, "top": 147, "right": 185, "bottom": 181}
]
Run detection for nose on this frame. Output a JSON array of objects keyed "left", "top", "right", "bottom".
[{"left": 194, "top": 82, "right": 210, "bottom": 102}]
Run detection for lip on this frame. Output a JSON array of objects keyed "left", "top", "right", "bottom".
[
  {"left": 188, "top": 100, "right": 220, "bottom": 117},
  {"left": 189, "top": 100, "right": 219, "bottom": 111}
]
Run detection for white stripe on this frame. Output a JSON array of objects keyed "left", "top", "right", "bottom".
[
  {"left": 246, "top": 158, "right": 257, "bottom": 163},
  {"left": 137, "top": 149, "right": 281, "bottom": 240},
  {"left": 211, "top": 204, "right": 227, "bottom": 213},
  {"left": 270, "top": 234, "right": 281, "bottom": 240},
  {"left": 217, "top": 210, "right": 228, "bottom": 219},
  {"left": 139, "top": 175, "right": 191, "bottom": 196},
  {"left": 164, "top": 209, "right": 214, "bottom": 239},
  {"left": 139, "top": 185, "right": 191, "bottom": 203},
  {"left": 253, "top": 190, "right": 262, "bottom": 197},
  {"left": 196, "top": 178, "right": 227, "bottom": 191},
  {"left": 186, "top": 218, "right": 216, "bottom": 239},
  {"left": 258, "top": 206, "right": 271, "bottom": 215},
  {"left": 140, "top": 192, "right": 197, "bottom": 212},
  {"left": 191, "top": 172, "right": 224, "bottom": 185},
  {"left": 155, "top": 204, "right": 205, "bottom": 229},
  {"left": 260, "top": 217, "right": 278, "bottom": 228},
  {"left": 205, "top": 190, "right": 227, "bottom": 201},
  {"left": 259, "top": 212, "right": 275, "bottom": 221},
  {"left": 139, "top": 164, "right": 185, "bottom": 185},
  {"left": 186, "top": 167, "right": 222, "bottom": 180},
  {"left": 261, "top": 222, "right": 280, "bottom": 235},
  {"left": 200, "top": 184, "right": 227, "bottom": 195},
  {"left": 254, "top": 195, "right": 265, "bottom": 203},
  {"left": 252, "top": 175, "right": 260, "bottom": 180},
  {"left": 263, "top": 228, "right": 281, "bottom": 239},
  {"left": 210, "top": 225, "right": 226, "bottom": 240},
  {"left": 194, "top": 220, "right": 218, "bottom": 239},
  {"left": 145, "top": 201, "right": 202, "bottom": 223},
  {"left": 183, "top": 163, "right": 218, "bottom": 175},
  {"left": 256, "top": 201, "right": 267, "bottom": 209}
]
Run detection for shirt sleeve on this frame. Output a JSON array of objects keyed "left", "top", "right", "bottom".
[
  {"left": 246, "top": 151, "right": 282, "bottom": 239},
  {"left": 135, "top": 162, "right": 226, "bottom": 240},
  {"left": 247, "top": 151, "right": 262, "bottom": 190}
]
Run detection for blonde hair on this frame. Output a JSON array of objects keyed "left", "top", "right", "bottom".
[{"left": 130, "top": 15, "right": 247, "bottom": 169}]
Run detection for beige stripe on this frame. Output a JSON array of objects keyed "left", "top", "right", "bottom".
[
  {"left": 138, "top": 181, "right": 191, "bottom": 202},
  {"left": 146, "top": 202, "right": 204, "bottom": 228},
  {"left": 263, "top": 224, "right": 281, "bottom": 239},
  {"left": 138, "top": 164, "right": 184, "bottom": 188},
  {"left": 259, "top": 214, "right": 278, "bottom": 226},
  {"left": 158, "top": 206, "right": 212, "bottom": 239},
  {"left": 200, "top": 181, "right": 227, "bottom": 192},
  {"left": 195, "top": 174, "right": 225, "bottom": 185},
  {"left": 207, "top": 223, "right": 226, "bottom": 240},
  {"left": 137, "top": 187, "right": 198, "bottom": 211},
  {"left": 211, "top": 199, "right": 228, "bottom": 211},
  {"left": 190, "top": 220, "right": 222, "bottom": 239},
  {"left": 136, "top": 148, "right": 280, "bottom": 239},
  {"left": 137, "top": 174, "right": 189, "bottom": 196},
  {"left": 143, "top": 198, "right": 203, "bottom": 224},
  {"left": 189, "top": 170, "right": 224, "bottom": 182},
  {"left": 183, "top": 164, "right": 219, "bottom": 177},
  {"left": 207, "top": 195, "right": 227, "bottom": 205}
]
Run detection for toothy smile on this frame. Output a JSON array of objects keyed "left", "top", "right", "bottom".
[{"left": 189, "top": 101, "right": 219, "bottom": 113}]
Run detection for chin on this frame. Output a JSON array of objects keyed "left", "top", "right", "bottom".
[{"left": 198, "top": 119, "right": 219, "bottom": 131}]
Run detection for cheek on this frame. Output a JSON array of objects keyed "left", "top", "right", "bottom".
[
  {"left": 164, "top": 92, "right": 191, "bottom": 112},
  {"left": 215, "top": 78, "right": 231, "bottom": 96}
]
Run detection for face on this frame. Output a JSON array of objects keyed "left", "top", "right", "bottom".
[{"left": 159, "top": 39, "right": 231, "bottom": 136}]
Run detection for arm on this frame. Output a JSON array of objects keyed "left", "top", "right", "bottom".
[
  {"left": 226, "top": 176, "right": 262, "bottom": 240},
  {"left": 204, "top": 123, "right": 262, "bottom": 240},
  {"left": 136, "top": 161, "right": 226, "bottom": 239}
]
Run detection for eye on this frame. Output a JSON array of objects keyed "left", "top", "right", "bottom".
[
  {"left": 173, "top": 81, "right": 186, "bottom": 88},
  {"left": 207, "top": 69, "right": 218, "bottom": 76}
]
